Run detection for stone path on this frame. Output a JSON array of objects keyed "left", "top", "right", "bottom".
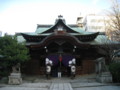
[
  {"left": 74, "top": 86, "right": 120, "bottom": 90},
  {"left": 50, "top": 83, "right": 73, "bottom": 90},
  {"left": 0, "top": 83, "right": 73, "bottom": 90},
  {"left": 0, "top": 83, "right": 50, "bottom": 90},
  {"left": 0, "top": 82, "right": 120, "bottom": 90},
  {"left": 0, "top": 74, "right": 120, "bottom": 90},
  {"left": 71, "top": 82, "right": 108, "bottom": 88},
  {"left": 0, "top": 87, "right": 48, "bottom": 90},
  {"left": 71, "top": 82, "right": 120, "bottom": 90}
]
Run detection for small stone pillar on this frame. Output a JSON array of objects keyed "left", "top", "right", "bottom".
[
  {"left": 96, "top": 72, "right": 112, "bottom": 83},
  {"left": 8, "top": 63, "right": 22, "bottom": 84},
  {"left": 95, "top": 57, "right": 112, "bottom": 83},
  {"left": 8, "top": 73, "right": 22, "bottom": 85}
]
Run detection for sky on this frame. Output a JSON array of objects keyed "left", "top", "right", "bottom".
[{"left": 0, "top": 0, "right": 111, "bottom": 35}]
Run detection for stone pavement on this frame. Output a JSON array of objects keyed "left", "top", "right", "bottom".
[
  {"left": 0, "top": 83, "right": 50, "bottom": 90},
  {"left": 0, "top": 86, "right": 48, "bottom": 90},
  {"left": 50, "top": 83, "right": 73, "bottom": 90},
  {"left": 0, "top": 82, "right": 120, "bottom": 90},
  {"left": 0, "top": 74, "right": 120, "bottom": 90},
  {"left": 74, "top": 86, "right": 120, "bottom": 90}
]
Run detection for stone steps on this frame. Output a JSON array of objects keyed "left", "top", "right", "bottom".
[{"left": 50, "top": 83, "right": 73, "bottom": 90}]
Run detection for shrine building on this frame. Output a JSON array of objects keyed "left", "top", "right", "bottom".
[{"left": 18, "top": 15, "right": 112, "bottom": 76}]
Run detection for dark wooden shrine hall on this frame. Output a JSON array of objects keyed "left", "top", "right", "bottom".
[{"left": 17, "top": 15, "right": 113, "bottom": 76}]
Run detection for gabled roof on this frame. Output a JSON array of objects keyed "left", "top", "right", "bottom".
[
  {"left": 19, "top": 16, "right": 103, "bottom": 46},
  {"left": 35, "top": 16, "right": 94, "bottom": 35},
  {"left": 39, "top": 19, "right": 79, "bottom": 33},
  {"left": 35, "top": 24, "right": 92, "bottom": 35}
]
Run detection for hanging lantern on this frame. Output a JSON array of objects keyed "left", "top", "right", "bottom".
[{"left": 59, "top": 54, "right": 62, "bottom": 62}]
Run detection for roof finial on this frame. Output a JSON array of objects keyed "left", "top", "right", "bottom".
[{"left": 58, "top": 15, "right": 63, "bottom": 19}]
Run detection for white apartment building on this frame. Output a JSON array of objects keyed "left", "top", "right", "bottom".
[
  {"left": 76, "top": 14, "right": 84, "bottom": 28},
  {"left": 77, "top": 14, "right": 109, "bottom": 32},
  {"left": 77, "top": 14, "right": 120, "bottom": 41}
]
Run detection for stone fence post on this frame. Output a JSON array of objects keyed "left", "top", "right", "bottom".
[
  {"left": 95, "top": 57, "right": 112, "bottom": 83},
  {"left": 8, "top": 63, "right": 22, "bottom": 85}
]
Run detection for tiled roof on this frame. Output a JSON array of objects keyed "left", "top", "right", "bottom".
[{"left": 35, "top": 25, "right": 92, "bottom": 35}]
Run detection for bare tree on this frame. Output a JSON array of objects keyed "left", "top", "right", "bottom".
[
  {"left": 105, "top": 0, "right": 120, "bottom": 41},
  {"left": 98, "top": 35, "right": 119, "bottom": 63}
]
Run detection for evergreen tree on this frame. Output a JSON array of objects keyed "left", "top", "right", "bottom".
[{"left": 0, "top": 35, "right": 30, "bottom": 75}]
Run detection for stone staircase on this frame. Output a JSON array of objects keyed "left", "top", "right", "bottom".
[{"left": 50, "top": 83, "right": 73, "bottom": 90}]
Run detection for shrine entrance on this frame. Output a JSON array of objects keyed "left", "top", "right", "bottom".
[
  {"left": 46, "top": 54, "right": 75, "bottom": 77},
  {"left": 44, "top": 40, "right": 97, "bottom": 77},
  {"left": 45, "top": 41, "right": 76, "bottom": 77}
]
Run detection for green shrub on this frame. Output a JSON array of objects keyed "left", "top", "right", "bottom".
[{"left": 109, "top": 62, "right": 120, "bottom": 82}]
